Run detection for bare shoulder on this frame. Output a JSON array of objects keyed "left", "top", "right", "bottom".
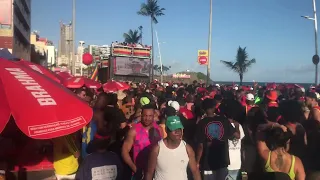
[
  {"left": 294, "top": 155, "right": 305, "bottom": 171},
  {"left": 151, "top": 143, "right": 160, "bottom": 152},
  {"left": 125, "top": 127, "right": 137, "bottom": 140},
  {"left": 185, "top": 143, "right": 195, "bottom": 156}
]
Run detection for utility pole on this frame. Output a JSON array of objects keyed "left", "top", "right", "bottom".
[
  {"left": 207, "top": 0, "right": 213, "bottom": 86},
  {"left": 313, "top": 0, "right": 318, "bottom": 85},
  {"left": 72, "top": 0, "right": 76, "bottom": 75},
  {"left": 155, "top": 30, "right": 163, "bottom": 83}
]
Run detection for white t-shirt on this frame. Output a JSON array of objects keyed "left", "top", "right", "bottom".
[{"left": 228, "top": 123, "right": 245, "bottom": 170}]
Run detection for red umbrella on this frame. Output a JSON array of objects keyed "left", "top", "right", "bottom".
[
  {"left": 0, "top": 58, "right": 93, "bottom": 139},
  {"left": 119, "top": 82, "right": 130, "bottom": 89},
  {"left": 0, "top": 79, "right": 10, "bottom": 133},
  {"left": 103, "top": 81, "right": 130, "bottom": 92},
  {"left": 16, "top": 61, "right": 61, "bottom": 83},
  {"left": 62, "top": 77, "right": 85, "bottom": 89},
  {"left": 56, "top": 71, "right": 72, "bottom": 80},
  {"left": 61, "top": 76, "right": 101, "bottom": 89},
  {"left": 84, "top": 78, "right": 101, "bottom": 89}
]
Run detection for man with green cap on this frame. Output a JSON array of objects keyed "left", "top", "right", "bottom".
[{"left": 144, "top": 116, "right": 201, "bottom": 180}]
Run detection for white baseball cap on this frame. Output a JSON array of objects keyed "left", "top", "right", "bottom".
[
  {"left": 168, "top": 100, "right": 180, "bottom": 112},
  {"left": 246, "top": 93, "right": 255, "bottom": 101}
]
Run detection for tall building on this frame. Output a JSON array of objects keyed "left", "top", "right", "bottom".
[
  {"left": 30, "top": 31, "right": 56, "bottom": 67},
  {"left": 57, "top": 22, "right": 72, "bottom": 67},
  {"left": 0, "top": 0, "right": 31, "bottom": 60}
]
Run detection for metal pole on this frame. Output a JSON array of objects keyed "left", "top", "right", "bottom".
[
  {"left": 151, "top": 18, "right": 154, "bottom": 82},
  {"left": 313, "top": 0, "right": 318, "bottom": 85},
  {"left": 72, "top": 0, "right": 76, "bottom": 75},
  {"left": 155, "top": 30, "right": 163, "bottom": 83},
  {"left": 207, "top": 0, "right": 213, "bottom": 86}
]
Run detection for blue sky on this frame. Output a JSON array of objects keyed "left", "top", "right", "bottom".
[{"left": 32, "top": 0, "right": 318, "bottom": 83}]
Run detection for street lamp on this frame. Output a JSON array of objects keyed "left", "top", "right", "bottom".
[
  {"left": 207, "top": 0, "right": 213, "bottom": 86},
  {"left": 301, "top": 0, "right": 318, "bottom": 85}
]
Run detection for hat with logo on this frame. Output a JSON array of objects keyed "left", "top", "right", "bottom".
[{"left": 166, "top": 116, "right": 184, "bottom": 131}]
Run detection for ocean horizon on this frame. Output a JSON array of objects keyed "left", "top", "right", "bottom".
[{"left": 214, "top": 81, "right": 313, "bottom": 89}]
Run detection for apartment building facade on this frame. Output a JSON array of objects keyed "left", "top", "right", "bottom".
[{"left": 0, "top": 0, "right": 31, "bottom": 60}]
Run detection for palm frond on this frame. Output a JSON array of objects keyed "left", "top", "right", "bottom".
[
  {"left": 243, "top": 58, "right": 256, "bottom": 72},
  {"left": 123, "top": 29, "right": 142, "bottom": 44},
  {"left": 155, "top": 8, "right": 165, "bottom": 16},
  {"left": 137, "top": 4, "right": 150, "bottom": 16},
  {"left": 152, "top": 16, "right": 158, "bottom": 24},
  {"left": 138, "top": 0, "right": 165, "bottom": 24},
  {"left": 220, "top": 60, "right": 235, "bottom": 69}
]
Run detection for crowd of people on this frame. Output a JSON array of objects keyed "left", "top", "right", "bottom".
[
  {"left": 111, "top": 41, "right": 151, "bottom": 49},
  {"left": 48, "top": 81, "right": 320, "bottom": 180}
]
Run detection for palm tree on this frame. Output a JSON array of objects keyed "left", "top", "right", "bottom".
[
  {"left": 162, "top": 65, "right": 170, "bottom": 74},
  {"left": 137, "top": 0, "right": 165, "bottom": 82},
  {"left": 123, "top": 29, "right": 142, "bottom": 44},
  {"left": 220, "top": 46, "right": 256, "bottom": 85},
  {"left": 153, "top": 64, "right": 160, "bottom": 75}
]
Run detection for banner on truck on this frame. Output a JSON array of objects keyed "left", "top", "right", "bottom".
[{"left": 114, "top": 57, "right": 151, "bottom": 76}]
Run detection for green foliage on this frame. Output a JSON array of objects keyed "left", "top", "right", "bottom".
[
  {"left": 123, "top": 29, "right": 142, "bottom": 44},
  {"left": 153, "top": 64, "right": 170, "bottom": 74},
  {"left": 196, "top": 72, "right": 207, "bottom": 80},
  {"left": 83, "top": 48, "right": 89, "bottom": 53},
  {"left": 137, "top": 0, "right": 165, "bottom": 24},
  {"left": 220, "top": 46, "right": 256, "bottom": 85}
]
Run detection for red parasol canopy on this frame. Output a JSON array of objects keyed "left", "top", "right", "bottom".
[
  {"left": 103, "top": 81, "right": 130, "bottom": 92},
  {"left": 0, "top": 58, "right": 93, "bottom": 139},
  {"left": 61, "top": 76, "right": 101, "bottom": 89},
  {"left": 16, "top": 60, "right": 61, "bottom": 83},
  {"left": 0, "top": 79, "right": 10, "bottom": 133},
  {"left": 83, "top": 77, "right": 101, "bottom": 89},
  {"left": 62, "top": 77, "right": 85, "bottom": 89},
  {"left": 55, "top": 71, "right": 72, "bottom": 80}
]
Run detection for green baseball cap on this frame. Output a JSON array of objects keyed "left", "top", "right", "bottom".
[{"left": 166, "top": 116, "right": 184, "bottom": 131}]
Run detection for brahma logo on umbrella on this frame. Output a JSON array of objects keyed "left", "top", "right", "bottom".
[
  {"left": 197, "top": 50, "right": 209, "bottom": 65},
  {"left": 5, "top": 68, "right": 57, "bottom": 106},
  {"left": 29, "top": 65, "right": 44, "bottom": 74}
]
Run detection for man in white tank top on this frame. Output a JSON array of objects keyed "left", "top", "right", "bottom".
[{"left": 144, "top": 116, "right": 201, "bottom": 180}]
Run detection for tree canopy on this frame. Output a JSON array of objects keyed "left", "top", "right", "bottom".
[
  {"left": 220, "top": 46, "right": 256, "bottom": 85},
  {"left": 123, "top": 29, "right": 142, "bottom": 44},
  {"left": 137, "top": 0, "right": 165, "bottom": 24}
]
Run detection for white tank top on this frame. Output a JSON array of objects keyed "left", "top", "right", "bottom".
[{"left": 154, "top": 139, "right": 189, "bottom": 180}]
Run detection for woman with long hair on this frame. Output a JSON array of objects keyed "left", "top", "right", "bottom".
[{"left": 256, "top": 123, "right": 305, "bottom": 180}]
